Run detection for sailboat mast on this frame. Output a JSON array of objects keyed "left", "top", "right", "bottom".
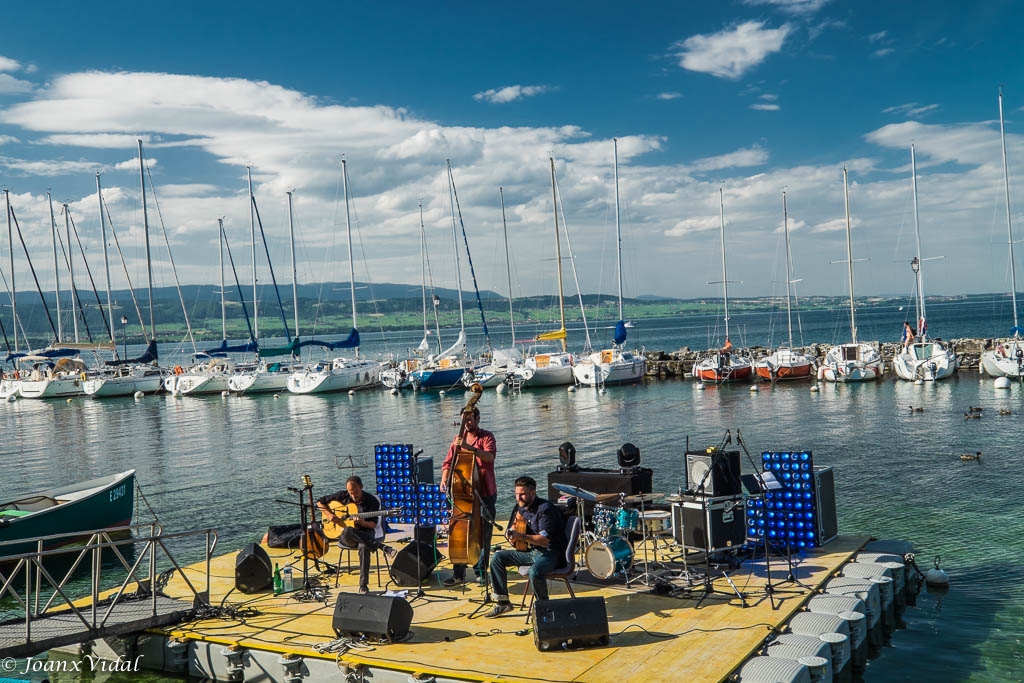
[
  {"left": 550, "top": 159, "right": 568, "bottom": 353},
  {"left": 446, "top": 159, "right": 467, "bottom": 335},
  {"left": 96, "top": 172, "right": 114, "bottom": 343},
  {"left": 910, "top": 145, "right": 927, "bottom": 333},
  {"left": 613, "top": 138, "right": 623, "bottom": 321},
  {"left": 218, "top": 219, "right": 227, "bottom": 341},
  {"left": 287, "top": 191, "right": 299, "bottom": 337},
  {"left": 342, "top": 159, "right": 358, "bottom": 343},
  {"left": 782, "top": 190, "right": 794, "bottom": 349},
  {"left": 999, "top": 87, "right": 1019, "bottom": 332},
  {"left": 137, "top": 140, "right": 154, "bottom": 337},
  {"left": 420, "top": 202, "right": 442, "bottom": 352},
  {"left": 499, "top": 187, "right": 517, "bottom": 345},
  {"left": 719, "top": 188, "right": 731, "bottom": 340},
  {"left": 843, "top": 167, "right": 858, "bottom": 345},
  {"left": 247, "top": 166, "right": 258, "bottom": 342},
  {"left": 48, "top": 192, "right": 62, "bottom": 343},
  {"left": 63, "top": 203, "right": 78, "bottom": 342},
  {"left": 5, "top": 190, "right": 15, "bottom": 351}
]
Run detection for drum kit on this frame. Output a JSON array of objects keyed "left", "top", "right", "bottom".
[{"left": 553, "top": 483, "right": 674, "bottom": 583}]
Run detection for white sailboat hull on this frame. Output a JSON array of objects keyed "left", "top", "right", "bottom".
[
  {"left": 820, "top": 343, "right": 884, "bottom": 383},
  {"left": 980, "top": 342, "right": 1024, "bottom": 378},
  {"left": 892, "top": 342, "right": 958, "bottom": 381},
  {"left": 287, "top": 359, "right": 381, "bottom": 395},
  {"left": 18, "top": 375, "right": 86, "bottom": 399},
  {"left": 84, "top": 369, "right": 165, "bottom": 397},
  {"left": 572, "top": 350, "right": 646, "bottom": 386}
]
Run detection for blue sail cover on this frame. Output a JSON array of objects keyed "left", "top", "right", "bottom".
[
  {"left": 5, "top": 348, "right": 80, "bottom": 364},
  {"left": 104, "top": 340, "right": 159, "bottom": 367},
  {"left": 1011, "top": 326, "right": 1024, "bottom": 336},
  {"left": 296, "top": 328, "right": 360, "bottom": 351},
  {"left": 202, "top": 339, "right": 259, "bottom": 356},
  {"left": 613, "top": 320, "right": 628, "bottom": 346}
]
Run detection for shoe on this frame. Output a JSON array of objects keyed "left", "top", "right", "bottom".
[
  {"left": 475, "top": 575, "right": 486, "bottom": 586},
  {"left": 485, "top": 601, "right": 513, "bottom": 618},
  {"left": 358, "top": 585, "right": 369, "bottom": 595},
  {"left": 380, "top": 545, "right": 396, "bottom": 558},
  {"left": 442, "top": 576, "right": 465, "bottom": 587}
]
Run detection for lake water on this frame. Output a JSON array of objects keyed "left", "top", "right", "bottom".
[{"left": 3, "top": 300, "right": 1023, "bottom": 681}]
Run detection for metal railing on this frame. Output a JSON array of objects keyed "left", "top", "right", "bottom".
[{"left": 0, "top": 524, "right": 217, "bottom": 649}]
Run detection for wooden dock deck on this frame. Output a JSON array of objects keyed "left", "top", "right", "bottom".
[{"left": 152, "top": 532, "right": 869, "bottom": 683}]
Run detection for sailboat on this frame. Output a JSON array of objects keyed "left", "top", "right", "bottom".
[
  {"left": 287, "top": 159, "right": 382, "bottom": 394},
  {"left": 514, "top": 160, "right": 577, "bottom": 388},
  {"left": 692, "top": 188, "right": 753, "bottom": 383},
  {"left": 409, "top": 160, "right": 472, "bottom": 391},
  {"left": 755, "top": 191, "right": 816, "bottom": 382},
  {"left": 892, "top": 145, "right": 959, "bottom": 382},
  {"left": 980, "top": 88, "right": 1024, "bottom": 379},
  {"left": 820, "top": 167, "right": 884, "bottom": 383},
  {"left": 572, "top": 139, "right": 646, "bottom": 387}
]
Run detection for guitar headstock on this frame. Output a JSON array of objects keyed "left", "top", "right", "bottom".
[{"left": 302, "top": 474, "right": 313, "bottom": 489}]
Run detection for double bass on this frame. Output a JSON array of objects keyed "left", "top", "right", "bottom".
[{"left": 446, "top": 382, "right": 485, "bottom": 566}]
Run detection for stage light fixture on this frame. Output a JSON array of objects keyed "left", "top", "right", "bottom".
[
  {"left": 616, "top": 442, "right": 641, "bottom": 468},
  {"left": 760, "top": 449, "right": 822, "bottom": 549},
  {"left": 558, "top": 441, "right": 577, "bottom": 468}
]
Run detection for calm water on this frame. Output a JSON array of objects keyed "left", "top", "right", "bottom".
[{"left": 3, "top": 301, "right": 1024, "bottom": 682}]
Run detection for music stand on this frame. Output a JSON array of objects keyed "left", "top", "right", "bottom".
[
  {"left": 409, "top": 450, "right": 456, "bottom": 605},
  {"left": 735, "top": 429, "right": 810, "bottom": 610}
]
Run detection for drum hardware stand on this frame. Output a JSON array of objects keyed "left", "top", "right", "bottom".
[
  {"left": 734, "top": 428, "right": 809, "bottom": 610},
  {"left": 625, "top": 493, "right": 665, "bottom": 587}
]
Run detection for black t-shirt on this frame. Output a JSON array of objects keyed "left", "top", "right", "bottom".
[
  {"left": 318, "top": 489, "right": 381, "bottom": 515},
  {"left": 507, "top": 496, "right": 564, "bottom": 553}
]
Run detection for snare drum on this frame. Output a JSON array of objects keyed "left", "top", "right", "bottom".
[
  {"left": 585, "top": 536, "right": 634, "bottom": 579},
  {"left": 592, "top": 504, "right": 618, "bottom": 537},
  {"left": 640, "top": 510, "right": 672, "bottom": 535},
  {"left": 616, "top": 507, "right": 639, "bottom": 533}
]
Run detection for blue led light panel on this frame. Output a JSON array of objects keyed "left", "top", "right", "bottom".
[{"left": 759, "top": 450, "right": 819, "bottom": 549}]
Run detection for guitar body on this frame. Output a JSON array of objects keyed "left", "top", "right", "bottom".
[
  {"left": 511, "top": 511, "right": 529, "bottom": 551},
  {"left": 322, "top": 501, "right": 399, "bottom": 541}
]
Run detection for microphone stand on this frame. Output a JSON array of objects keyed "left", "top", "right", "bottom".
[
  {"left": 466, "top": 496, "right": 504, "bottom": 619},
  {"left": 735, "top": 428, "right": 808, "bottom": 610},
  {"left": 409, "top": 450, "right": 456, "bottom": 604}
]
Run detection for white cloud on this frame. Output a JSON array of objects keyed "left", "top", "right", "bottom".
[
  {"left": 673, "top": 22, "right": 792, "bottom": 80},
  {"left": 873, "top": 47, "right": 894, "bottom": 58},
  {"left": 868, "top": 31, "right": 888, "bottom": 43},
  {"left": 113, "top": 156, "right": 159, "bottom": 172},
  {"left": 0, "top": 155, "right": 100, "bottom": 176},
  {"left": 742, "top": 0, "right": 831, "bottom": 15},
  {"left": 0, "top": 73, "right": 34, "bottom": 94},
  {"left": 751, "top": 103, "right": 781, "bottom": 111},
  {"left": 0, "top": 135, "right": 18, "bottom": 145},
  {"left": 690, "top": 146, "right": 769, "bottom": 172},
  {"left": 656, "top": 92, "right": 682, "bottom": 100},
  {"left": 473, "top": 85, "right": 553, "bottom": 104},
  {"left": 0, "top": 56, "right": 21, "bottom": 72},
  {"left": 882, "top": 103, "right": 939, "bottom": 118}
]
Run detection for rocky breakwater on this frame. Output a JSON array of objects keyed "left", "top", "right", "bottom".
[{"left": 643, "top": 337, "right": 993, "bottom": 380}]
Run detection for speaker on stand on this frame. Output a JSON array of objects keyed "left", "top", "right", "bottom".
[{"left": 235, "top": 543, "right": 273, "bottom": 594}]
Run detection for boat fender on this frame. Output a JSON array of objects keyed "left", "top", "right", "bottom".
[
  {"left": 924, "top": 555, "right": 949, "bottom": 589},
  {"left": 174, "top": 365, "right": 184, "bottom": 375},
  {"left": 80, "top": 372, "right": 87, "bottom": 382}
]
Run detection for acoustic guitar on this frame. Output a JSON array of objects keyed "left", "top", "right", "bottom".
[
  {"left": 510, "top": 511, "right": 529, "bottom": 551},
  {"left": 321, "top": 502, "right": 401, "bottom": 541},
  {"left": 299, "top": 474, "right": 328, "bottom": 559}
]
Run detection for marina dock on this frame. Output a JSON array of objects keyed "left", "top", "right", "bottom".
[{"left": 143, "top": 533, "right": 870, "bottom": 682}]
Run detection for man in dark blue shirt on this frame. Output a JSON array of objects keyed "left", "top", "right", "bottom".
[{"left": 486, "top": 476, "right": 566, "bottom": 618}]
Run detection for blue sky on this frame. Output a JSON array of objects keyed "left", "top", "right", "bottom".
[{"left": 1, "top": 0, "right": 1023, "bottom": 305}]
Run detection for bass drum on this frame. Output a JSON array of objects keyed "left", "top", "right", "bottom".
[{"left": 585, "top": 536, "right": 633, "bottom": 579}]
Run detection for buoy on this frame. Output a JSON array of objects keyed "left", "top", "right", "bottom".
[
  {"left": 348, "top": 389, "right": 355, "bottom": 396},
  {"left": 598, "top": 387, "right": 606, "bottom": 394},
  {"left": 914, "top": 379, "right": 924, "bottom": 385},
  {"left": 994, "top": 376, "right": 1011, "bottom": 389},
  {"left": 567, "top": 385, "right": 576, "bottom": 393},
  {"left": 390, "top": 388, "right": 399, "bottom": 395},
  {"left": 221, "top": 390, "right": 230, "bottom": 397},
  {"left": 749, "top": 385, "right": 759, "bottom": 392},
  {"left": 696, "top": 382, "right": 705, "bottom": 390},
  {"left": 810, "top": 383, "right": 820, "bottom": 392},
  {"left": 66, "top": 398, "right": 73, "bottom": 403},
  {"left": 924, "top": 556, "right": 950, "bottom": 589},
  {"left": 133, "top": 391, "right": 144, "bottom": 399},
  {"left": 439, "top": 390, "right": 446, "bottom": 397},
  {"left": 496, "top": 383, "right": 506, "bottom": 394},
  {"left": 273, "top": 394, "right": 280, "bottom": 399}
]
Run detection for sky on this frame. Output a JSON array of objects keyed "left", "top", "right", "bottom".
[{"left": 1, "top": 0, "right": 1023, "bottom": 308}]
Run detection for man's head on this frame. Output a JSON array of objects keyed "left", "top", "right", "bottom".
[
  {"left": 464, "top": 407, "right": 481, "bottom": 433},
  {"left": 514, "top": 476, "right": 538, "bottom": 507},
  {"left": 346, "top": 475, "right": 364, "bottom": 502}
]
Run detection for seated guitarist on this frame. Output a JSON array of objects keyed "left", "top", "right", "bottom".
[
  {"left": 317, "top": 476, "right": 394, "bottom": 594},
  {"left": 485, "top": 476, "right": 565, "bottom": 618}
]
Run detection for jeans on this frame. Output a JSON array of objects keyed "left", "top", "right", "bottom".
[
  {"left": 453, "top": 494, "right": 498, "bottom": 580},
  {"left": 338, "top": 526, "right": 377, "bottom": 589},
  {"left": 489, "top": 546, "right": 565, "bottom": 602}
]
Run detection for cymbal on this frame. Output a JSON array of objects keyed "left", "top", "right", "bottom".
[
  {"left": 664, "top": 494, "right": 686, "bottom": 503},
  {"left": 622, "top": 492, "right": 665, "bottom": 504},
  {"left": 552, "top": 482, "right": 601, "bottom": 503},
  {"left": 593, "top": 493, "right": 623, "bottom": 503}
]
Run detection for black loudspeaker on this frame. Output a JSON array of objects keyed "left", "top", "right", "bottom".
[
  {"left": 333, "top": 593, "right": 414, "bottom": 642},
  {"left": 685, "top": 449, "right": 741, "bottom": 497},
  {"left": 389, "top": 541, "right": 441, "bottom": 586},
  {"left": 814, "top": 466, "right": 839, "bottom": 544},
  {"left": 533, "top": 597, "right": 610, "bottom": 651},
  {"left": 672, "top": 496, "right": 746, "bottom": 552},
  {"left": 235, "top": 543, "right": 273, "bottom": 594}
]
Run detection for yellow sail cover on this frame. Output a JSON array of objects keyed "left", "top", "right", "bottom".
[{"left": 536, "top": 327, "right": 567, "bottom": 342}]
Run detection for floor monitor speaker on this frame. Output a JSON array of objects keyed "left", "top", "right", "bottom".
[
  {"left": 685, "top": 449, "right": 741, "bottom": 497},
  {"left": 235, "top": 543, "right": 273, "bottom": 594},
  {"left": 389, "top": 540, "right": 441, "bottom": 586},
  {"left": 332, "top": 593, "right": 413, "bottom": 642},
  {"left": 533, "top": 597, "right": 610, "bottom": 651}
]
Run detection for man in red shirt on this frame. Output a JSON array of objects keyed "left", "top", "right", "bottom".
[{"left": 440, "top": 406, "right": 497, "bottom": 586}]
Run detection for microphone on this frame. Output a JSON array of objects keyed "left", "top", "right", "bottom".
[{"left": 412, "top": 449, "right": 425, "bottom": 458}]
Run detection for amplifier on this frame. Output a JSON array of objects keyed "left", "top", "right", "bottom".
[
  {"left": 547, "top": 467, "right": 653, "bottom": 514},
  {"left": 684, "top": 449, "right": 741, "bottom": 497},
  {"left": 672, "top": 495, "right": 746, "bottom": 552},
  {"left": 815, "top": 466, "right": 838, "bottom": 545}
]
